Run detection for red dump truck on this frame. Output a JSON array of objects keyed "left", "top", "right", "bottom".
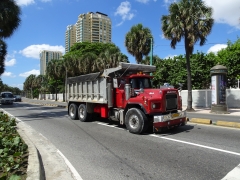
[{"left": 67, "top": 62, "right": 186, "bottom": 134}]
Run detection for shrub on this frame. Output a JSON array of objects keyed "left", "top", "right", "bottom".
[{"left": 0, "top": 112, "right": 28, "bottom": 180}]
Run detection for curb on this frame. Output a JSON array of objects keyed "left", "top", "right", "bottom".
[
  {"left": 17, "top": 122, "right": 44, "bottom": 180},
  {"left": 0, "top": 109, "right": 43, "bottom": 180},
  {"left": 216, "top": 121, "right": 240, "bottom": 128},
  {"left": 23, "top": 100, "right": 67, "bottom": 108},
  {"left": 190, "top": 118, "right": 212, "bottom": 124}
]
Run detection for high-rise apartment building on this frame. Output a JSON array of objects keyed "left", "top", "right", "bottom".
[
  {"left": 40, "top": 50, "right": 63, "bottom": 75},
  {"left": 65, "top": 12, "right": 112, "bottom": 53},
  {"left": 65, "top": 25, "right": 76, "bottom": 53}
]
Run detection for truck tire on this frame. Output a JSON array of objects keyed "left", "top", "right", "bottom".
[
  {"left": 125, "top": 108, "right": 148, "bottom": 134},
  {"left": 69, "top": 103, "right": 78, "bottom": 120},
  {"left": 78, "top": 104, "right": 89, "bottom": 122}
]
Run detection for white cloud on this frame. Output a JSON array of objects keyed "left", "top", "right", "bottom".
[
  {"left": 136, "top": 0, "right": 150, "bottom": 3},
  {"left": 19, "top": 69, "right": 40, "bottom": 77},
  {"left": 5, "top": 59, "right": 16, "bottom": 66},
  {"left": 2, "top": 72, "right": 16, "bottom": 77},
  {"left": 207, "top": 44, "right": 227, "bottom": 54},
  {"left": 164, "top": 54, "right": 177, "bottom": 59},
  {"left": 114, "top": 1, "right": 135, "bottom": 26},
  {"left": 164, "top": 0, "right": 176, "bottom": 4},
  {"left": 11, "top": 84, "right": 23, "bottom": 90},
  {"left": 160, "top": 33, "right": 165, "bottom": 39},
  {"left": 19, "top": 44, "right": 65, "bottom": 59},
  {"left": 16, "top": 0, "right": 35, "bottom": 6},
  {"left": 203, "top": 0, "right": 240, "bottom": 29},
  {"left": 15, "top": 0, "right": 52, "bottom": 6}
]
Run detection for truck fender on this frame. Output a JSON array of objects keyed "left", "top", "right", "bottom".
[{"left": 125, "top": 103, "right": 147, "bottom": 114}]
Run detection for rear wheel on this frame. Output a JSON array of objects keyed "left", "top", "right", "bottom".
[
  {"left": 125, "top": 108, "right": 148, "bottom": 134},
  {"left": 78, "top": 104, "right": 89, "bottom": 122},
  {"left": 69, "top": 103, "right": 78, "bottom": 120}
]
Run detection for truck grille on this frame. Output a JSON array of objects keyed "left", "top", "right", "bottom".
[{"left": 166, "top": 94, "right": 177, "bottom": 111}]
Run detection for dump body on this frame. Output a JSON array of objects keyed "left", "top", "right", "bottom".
[{"left": 67, "top": 72, "right": 108, "bottom": 104}]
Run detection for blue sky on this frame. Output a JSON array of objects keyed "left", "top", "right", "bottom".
[{"left": 2, "top": 0, "right": 240, "bottom": 90}]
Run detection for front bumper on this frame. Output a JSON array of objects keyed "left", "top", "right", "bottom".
[{"left": 153, "top": 111, "right": 187, "bottom": 131}]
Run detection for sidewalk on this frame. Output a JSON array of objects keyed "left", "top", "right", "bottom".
[{"left": 182, "top": 106, "right": 240, "bottom": 116}]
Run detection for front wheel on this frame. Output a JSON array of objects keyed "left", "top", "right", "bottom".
[
  {"left": 69, "top": 103, "right": 78, "bottom": 120},
  {"left": 125, "top": 108, "right": 148, "bottom": 134}
]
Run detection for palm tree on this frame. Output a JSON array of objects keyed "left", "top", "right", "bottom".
[
  {"left": 33, "top": 75, "right": 46, "bottom": 99},
  {"left": 141, "top": 55, "right": 161, "bottom": 65},
  {"left": 80, "top": 52, "right": 97, "bottom": 74},
  {"left": 0, "top": 40, "right": 7, "bottom": 75},
  {"left": 125, "top": 23, "right": 153, "bottom": 64},
  {"left": 161, "top": 0, "right": 214, "bottom": 111},
  {"left": 23, "top": 74, "right": 36, "bottom": 98},
  {"left": 46, "top": 59, "right": 65, "bottom": 101},
  {"left": 0, "top": 0, "right": 21, "bottom": 76}
]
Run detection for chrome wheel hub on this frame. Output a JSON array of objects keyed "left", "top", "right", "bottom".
[{"left": 129, "top": 115, "right": 139, "bottom": 129}]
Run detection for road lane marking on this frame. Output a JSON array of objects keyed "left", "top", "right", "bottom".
[
  {"left": 96, "top": 122, "right": 124, "bottom": 130},
  {"left": 57, "top": 150, "right": 83, "bottom": 180},
  {"left": 150, "top": 134, "right": 240, "bottom": 156}
]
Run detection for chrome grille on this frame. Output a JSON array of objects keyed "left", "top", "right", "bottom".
[{"left": 166, "top": 94, "right": 177, "bottom": 111}]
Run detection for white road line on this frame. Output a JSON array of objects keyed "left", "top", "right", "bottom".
[
  {"left": 221, "top": 164, "right": 240, "bottom": 180},
  {"left": 96, "top": 122, "right": 124, "bottom": 130},
  {"left": 57, "top": 150, "right": 83, "bottom": 180},
  {"left": 96, "top": 122, "right": 240, "bottom": 156},
  {"left": 150, "top": 134, "right": 240, "bottom": 156}
]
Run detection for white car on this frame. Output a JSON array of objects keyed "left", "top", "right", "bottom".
[{"left": 0, "top": 92, "right": 14, "bottom": 105}]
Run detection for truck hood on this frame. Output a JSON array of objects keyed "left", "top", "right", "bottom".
[{"left": 136, "top": 88, "right": 179, "bottom": 100}]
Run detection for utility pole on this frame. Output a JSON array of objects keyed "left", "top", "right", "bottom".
[
  {"left": 150, "top": 37, "right": 153, "bottom": 76},
  {"left": 150, "top": 37, "right": 153, "bottom": 66},
  {"left": 65, "top": 68, "right": 67, "bottom": 102}
]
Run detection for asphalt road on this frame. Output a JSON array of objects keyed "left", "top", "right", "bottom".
[{"left": 1, "top": 102, "right": 240, "bottom": 180}]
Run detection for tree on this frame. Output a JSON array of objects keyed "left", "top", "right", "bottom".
[
  {"left": 161, "top": 0, "right": 214, "bottom": 111},
  {"left": 46, "top": 59, "right": 65, "bottom": 101},
  {"left": 141, "top": 55, "right": 161, "bottom": 65},
  {"left": 63, "top": 42, "right": 129, "bottom": 76},
  {"left": 23, "top": 74, "right": 36, "bottom": 98},
  {"left": 216, "top": 38, "right": 240, "bottom": 88},
  {"left": 125, "top": 23, "right": 153, "bottom": 64},
  {"left": 0, "top": 0, "right": 21, "bottom": 76},
  {"left": 0, "top": 40, "right": 7, "bottom": 75}
]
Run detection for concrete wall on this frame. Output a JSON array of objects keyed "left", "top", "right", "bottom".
[
  {"left": 180, "top": 89, "right": 240, "bottom": 108},
  {"left": 39, "top": 93, "right": 64, "bottom": 101}
]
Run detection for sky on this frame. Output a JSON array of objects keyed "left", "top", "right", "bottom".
[{"left": 2, "top": 0, "right": 240, "bottom": 90}]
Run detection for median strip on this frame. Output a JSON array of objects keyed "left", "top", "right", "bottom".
[
  {"left": 190, "top": 118, "right": 212, "bottom": 124},
  {"left": 216, "top": 121, "right": 240, "bottom": 128}
]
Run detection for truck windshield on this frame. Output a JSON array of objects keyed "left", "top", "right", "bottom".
[{"left": 130, "top": 78, "right": 152, "bottom": 89}]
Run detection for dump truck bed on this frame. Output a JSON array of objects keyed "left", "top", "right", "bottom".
[
  {"left": 66, "top": 62, "right": 156, "bottom": 104},
  {"left": 67, "top": 72, "right": 108, "bottom": 104}
]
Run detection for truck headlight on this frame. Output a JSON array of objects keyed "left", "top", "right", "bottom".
[
  {"left": 163, "top": 114, "right": 171, "bottom": 121},
  {"left": 152, "top": 103, "right": 156, "bottom": 109}
]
